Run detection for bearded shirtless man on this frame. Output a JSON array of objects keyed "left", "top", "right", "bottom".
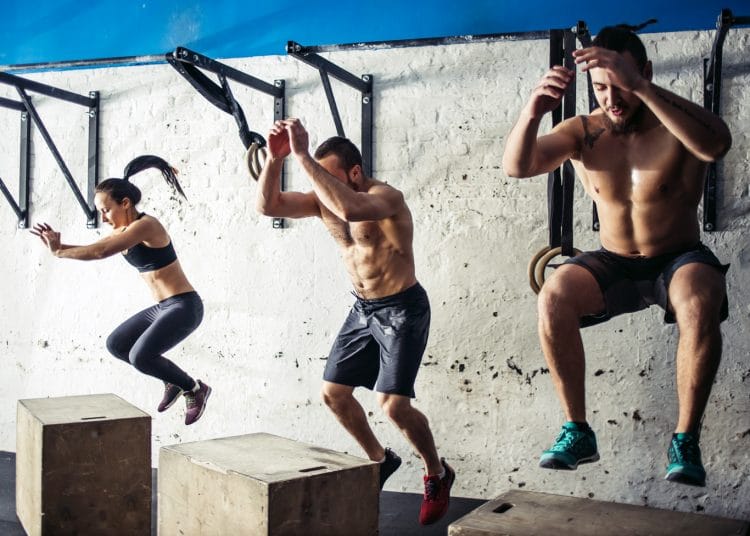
[{"left": 502, "top": 26, "right": 731, "bottom": 487}]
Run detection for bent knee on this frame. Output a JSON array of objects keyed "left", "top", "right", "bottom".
[
  {"left": 538, "top": 267, "right": 604, "bottom": 321},
  {"left": 105, "top": 333, "right": 130, "bottom": 361},
  {"left": 321, "top": 385, "right": 352, "bottom": 409},
  {"left": 379, "top": 396, "right": 410, "bottom": 423}
]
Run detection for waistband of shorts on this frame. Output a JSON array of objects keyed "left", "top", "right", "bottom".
[
  {"left": 158, "top": 290, "right": 201, "bottom": 306},
  {"left": 599, "top": 242, "right": 704, "bottom": 261},
  {"left": 352, "top": 282, "right": 425, "bottom": 306}
]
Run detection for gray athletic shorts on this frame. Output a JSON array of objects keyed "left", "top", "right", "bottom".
[
  {"left": 324, "top": 283, "right": 430, "bottom": 398},
  {"left": 562, "top": 243, "right": 729, "bottom": 328}
]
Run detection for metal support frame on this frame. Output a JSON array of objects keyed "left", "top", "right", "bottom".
[
  {"left": 0, "top": 72, "right": 99, "bottom": 227},
  {"left": 0, "top": 98, "right": 30, "bottom": 228},
  {"left": 702, "top": 9, "right": 750, "bottom": 232},
  {"left": 287, "top": 41, "right": 374, "bottom": 177},
  {"left": 572, "top": 21, "right": 602, "bottom": 233},
  {"left": 167, "top": 46, "right": 286, "bottom": 228}
]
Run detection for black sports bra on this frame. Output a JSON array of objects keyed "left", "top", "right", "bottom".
[{"left": 121, "top": 214, "right": 178, "bottom": 273}]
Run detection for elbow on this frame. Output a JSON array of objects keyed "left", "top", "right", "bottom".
[{"left": 502, "top": 154, "right": 531, "bottom": 178}]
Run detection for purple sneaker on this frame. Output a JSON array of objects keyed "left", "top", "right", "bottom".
[
  {"left": 158, "top": 383, "right": 184, "bottom": 413},
  {"left": 184, "top": 380, "right": 211, "bottom": 425}
]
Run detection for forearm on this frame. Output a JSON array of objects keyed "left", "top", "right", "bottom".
[
  {"left": 255, "top": 157, "right": 286, "bottom": 215},
  {"left": 297, "top": 153, "right": 359, "bottom": 220},
  {"left": 635, "top": 81, "right": 732, "bottom": 161},
  {"left": 54, "top": 243, "right": 109, "bottom": 260},
  {"left": 502, "top": 110, "right": 544, "bottom": 177}
]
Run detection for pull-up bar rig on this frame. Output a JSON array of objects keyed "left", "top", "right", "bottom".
[
  {"left": 0, "top": 95, "right": 30, "bottom": 228},
  {"left": 286, "top": 41, "right": 374, "bottom": 177},
  {"left": 702, "top": 8, "right": 749, "bottom": 232},
  {"left": 166, "top": 46, "right": 286, "bottom": 229},
  {"left": 0, "top": 72, "right": 99, "bottom": 228}
]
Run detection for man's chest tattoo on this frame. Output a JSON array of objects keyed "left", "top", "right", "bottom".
[{"left": 582, "top": 116, "right": 606, "bottom": 149}]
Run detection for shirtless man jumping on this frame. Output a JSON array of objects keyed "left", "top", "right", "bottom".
[
  {"left": 256, "top": 118, "right": 454, "bottom": 524},
  {"left": 502, "top": 26, "right": 731, "bottom": 486}
]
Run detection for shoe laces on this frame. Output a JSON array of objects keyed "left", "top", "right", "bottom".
[
  {"left": 553, "top": 429, "right": 579, "bottom": 450},
  {"left": 672, "top": 436, "right": 700, "bottom": 464},
  {"left": 424, "top": 477, "right": 440, "bottom": 501},
  {"left": 184, "top": 391, "right": 197, "bottom": 408}
]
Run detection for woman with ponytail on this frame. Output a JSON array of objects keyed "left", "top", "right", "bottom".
[{"left": 31, "top": 155, "right": 211, "bottom": 425}]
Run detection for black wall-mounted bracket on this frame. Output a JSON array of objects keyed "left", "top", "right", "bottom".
[
  {"left": 571, "top": 20, "right": 602, "bottom": 233},
  {"left": 702, "top": 9, "right": 749, "bottom": 232},
  {"left": 166, "top": 46, "right": 287, "bottom": 228},
  {"left": 286, "top": 41, "right": 373, "bottom": 177},
  {"left": 0, "top": 97, "right": 30, "bottom": 228},
  {"left": 0, "top": 72, "right": 99, "bottom": 228}
]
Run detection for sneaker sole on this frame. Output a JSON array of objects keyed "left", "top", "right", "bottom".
[
  {"left": 539, "top": 452, "right": 600, "bottom": 470},
  {"left": 665, "top": 470, "right": 705, "bottom": 487},
  {"left": 186, "top": 386, "right": 212, "bottom": 425}
]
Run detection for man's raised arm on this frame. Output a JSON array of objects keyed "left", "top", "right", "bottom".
[
  {"left": 255, "top": 122, "right": 319, "bottom": 219},
  {"left": 503, "top": 66, "right": 580, "bottom": 178}
]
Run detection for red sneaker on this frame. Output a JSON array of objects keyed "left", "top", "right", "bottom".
[{"left": 419, "top": 459, "right": 455, "bottom": 525}]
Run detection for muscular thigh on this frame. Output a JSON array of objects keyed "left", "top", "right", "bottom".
[
  {"left": 668, "top": 263, "right": 726, "bottom": 319},
  {"left": 542, "top": 264, "right": 606, "bottom": 317}
]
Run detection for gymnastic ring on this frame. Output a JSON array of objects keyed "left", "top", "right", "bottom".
[
  {"left": 528, "top": 246, "right": 552, "bottom": 294},
  {"left": 245, "top": 143, "right": 267, "bottom": 181},
  {"left": 529, "top": 246, "right": 583, "bottom": 295}
]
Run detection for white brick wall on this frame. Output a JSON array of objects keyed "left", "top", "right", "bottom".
[{"left": 1, "top": 29, "right": 748, "bottom": 518}]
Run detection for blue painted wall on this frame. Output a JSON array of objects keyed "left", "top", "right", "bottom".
[{"left": 3, "top": 0, "right": 748, "bottom": 66}]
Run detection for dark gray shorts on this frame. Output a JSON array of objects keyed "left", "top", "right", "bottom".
[
  {"left": 324, "top": 283, "right": 430, "bottom": 398},
  {"left": 563, "top": 243, "right": 729, "bottom": 328}
]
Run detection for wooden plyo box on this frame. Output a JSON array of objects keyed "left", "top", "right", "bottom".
[
  {"left": 449, "top": 489, "right": 749, "bottom": 536},
  {"left": 16, "top": 394, "right": 152, "bottom": 536},
  {"left": 158, "top": 432, "right": 379, "bottom": 535}
]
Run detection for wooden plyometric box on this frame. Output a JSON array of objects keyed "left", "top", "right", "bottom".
[
  {"left": 449, "top": 489, "right": 749, "bottom": 536},
  {"left": 158, "top": 433, "right": 379, "bottom": 536},
  {"left": 16, "top": 394, "right": 151, "bottom": 536}
]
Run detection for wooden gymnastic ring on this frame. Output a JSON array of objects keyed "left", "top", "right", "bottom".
[
  {"left": 245, "top": 143, "right": 267, "bottom": 181},
  {"left": 531, "top": 246, "right": 583, "bottom": 294},
  {"left": 528, "top": 246, "right": 552, "bottom": 294}
]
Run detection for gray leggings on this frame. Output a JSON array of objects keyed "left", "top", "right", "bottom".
[{"left": 106, "top": 291, "right": 203, "bottom": 391}]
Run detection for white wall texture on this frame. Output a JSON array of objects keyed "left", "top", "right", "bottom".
[{"left": 0, "top": 29, "right": 748, "bottom": 519}]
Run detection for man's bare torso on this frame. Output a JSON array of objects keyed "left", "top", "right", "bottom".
[
  {"left": 569, "top": 109, "right": 706, "bottom": 257},
  {"left": 318, "top": 179, "right": 417, "bottom": 299}
]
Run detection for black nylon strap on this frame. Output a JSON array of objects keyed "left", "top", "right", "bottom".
[
  {"left": 547, "top": 29, "right": 565, "bottom": 249},
  {"left": 166, "top": 54, "right": 265, "bottom": 149},
  {"left": 560, "top": 30, "right": 577, "bottom": 256}
]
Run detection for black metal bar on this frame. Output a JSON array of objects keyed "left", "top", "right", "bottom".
[
  {"left": 702, "top": 9, "right": 733, "bottom": 232},
  {"left": 273, "top": 79, "right": 287, "bottom": 230},
  {"left": 300, "top": 30, "right": 552, "bottom": 54},
  {"left": 0, "top": 72, "right": 95, "bottom": 108},
  {"left": 288, "top": 41, "right": 374, "bottom": 182},
  {"left": 87, "top": 91, "right": 100, "bottom": 228},
  {"left": 287, "top": 41, "right": 369, "bottom": 93},
  {"left": 0, "top": 178, "right": 23, "bottom": 220},
  {"left": 16, "top": 88, "right": 95, "bottom": 221},
  {"left": 171, "top": 47, "right": 283, "bottom": 98},
  {"left": 319, "top": 69, "right": 346, "bottom": 137},
  {"left": 361, "top": 75, "right": 373, "bottom": 177},
  {"left": 19, "top": 110, "right": 30, "bottom": 228},
  {"left": 0, "top": 96, "right": 25, "bottom": 112},
  {"left": 574, "top": 21, "right": 601, "bottom": 233}
]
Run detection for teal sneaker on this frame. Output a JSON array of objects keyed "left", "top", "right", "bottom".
[
  {"left": 539, "top": 422, "right": 600, "bottom": 470},
  {"left": 665, "top": 432, "right": 706, "bottom": 486}
]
